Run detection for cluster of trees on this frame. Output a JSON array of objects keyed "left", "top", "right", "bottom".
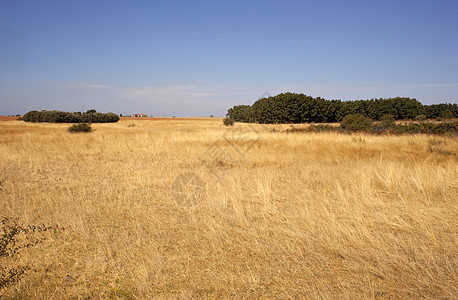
[
  {"left": 226, "top": 93, "right": 457, "bottom": 124},
  {"left": 22, "top": 109, "right": 120, "bottom": 123},
  {"left": 424, "top": 104, "right": 456, "bottom": 119}
]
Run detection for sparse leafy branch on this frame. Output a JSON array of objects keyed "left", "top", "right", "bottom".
[
  {"left": 0, "top": 265, "right": 28, "bottom": 292},
  {"left": 0, "top": 217, "right": 63, "bottom": 290}
]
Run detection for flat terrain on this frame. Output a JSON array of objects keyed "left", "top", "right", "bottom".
[{"left": 0, "top": 118, "right": 457, "bottom": 299}]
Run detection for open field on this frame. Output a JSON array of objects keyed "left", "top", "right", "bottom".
[{"left": 0, "top": 118, "right": 457, "bottom": 299}]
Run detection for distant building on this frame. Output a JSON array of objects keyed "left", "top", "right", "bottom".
[{"left": 133, "top": 114, "right": 148, "bottom": 117}]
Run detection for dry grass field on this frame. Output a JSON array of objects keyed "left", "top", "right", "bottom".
[{"left": 0, "top": 118, "right": 457, "bottom": 299}]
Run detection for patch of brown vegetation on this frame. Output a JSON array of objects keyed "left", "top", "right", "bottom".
[{"left": 0, "top": 116, "right": 20, "bottom": 121}]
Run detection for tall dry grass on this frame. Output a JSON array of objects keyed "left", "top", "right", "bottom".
[{"left": 0, "top": 119, "right": 457, "bottom": 299}]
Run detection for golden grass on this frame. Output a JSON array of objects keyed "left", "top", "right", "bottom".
[{"left": 0, "top": 119, "right": 457, "bottom": 299}]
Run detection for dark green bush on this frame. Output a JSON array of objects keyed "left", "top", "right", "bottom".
[
  {"left": 340, "top": 114, "right": 373, "bottom": 132},
  {"left": 22, "top": 110, "right": 119, "bottom": 123},
  {"left": 425, "top": 103, "right": 458, "bottom": 119},
  {"left": 68, "top": 123, "right": 92, "bottom": 133},
  {"left": 373, "top": 114, "right": 396, "bottom": 133},
  {"left": 380, "top": 114, "right": 395, "bottom": 127},
  {"left": 223, "top": 118, "right": 235, "bottom": 126},
  {"left": 392, "top": 121, "right": 458, "bottom": 135},
  {"left": 285, "top": 120, "right": 458, "bottom": 136},
  {"left": 226, "top": 105, "right": 254, "bottom": 122}
]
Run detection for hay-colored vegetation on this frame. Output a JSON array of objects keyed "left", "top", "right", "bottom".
[{"left": 0, "top": 118, "right": 457, "bottom": 299}]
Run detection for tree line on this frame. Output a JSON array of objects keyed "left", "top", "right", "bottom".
[
  {"left": 226, "top": 93, "right": 457, "bottom": 123},
  {"left": 21, "top": 109, "right": 120, "bottom": 123}
]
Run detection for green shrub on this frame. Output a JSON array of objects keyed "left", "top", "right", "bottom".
[
  {"left": 68, "top": 123, "right": 92, "bottom": 133},
  {"left": 415, "top": 114, "right": 426, "bottom": 121},
  {"left": 223, "top": 118, "right": 234, "bottom": 126},
  {"left": 442, "top": 109, "right": 453, "bottom": 119},
  {"left": 22, "top": 110, "right": 119, "bottom": 123},
  {"left": 340, "top": 114, "right": 373, "bottom": 132},
  {"left": 226, "top": 105, "right": 253, "bottom": 122},
  {"left": 381, "top": 114, "right": 395, "bottom": 127},
  {"left": 373, "top": 114, "right": 396, "bottom": 134},
  {"left": 308, "top": 125, "right": 341, "bottom": 133},
  {"left": 392, "top": 121, "right": 458, "bottom": 135},
  {"left": 285, "top": 120, "right": 457, "bottom": 136}
]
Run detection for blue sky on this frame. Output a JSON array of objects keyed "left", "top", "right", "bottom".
[{"left": 1, "top": 0, "right": 457, "bottom": 116}]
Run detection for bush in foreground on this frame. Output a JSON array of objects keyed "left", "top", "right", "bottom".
[{"left": 68, "top": 123, "right": 92, "bottom": 133}]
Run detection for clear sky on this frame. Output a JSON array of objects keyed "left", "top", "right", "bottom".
[{"left": 1, "top": 0, "right": 457, "bottom": 117}]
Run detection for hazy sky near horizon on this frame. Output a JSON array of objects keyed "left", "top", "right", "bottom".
[{"left": 1, "top": 0, "right": 457, "bottom": 116}]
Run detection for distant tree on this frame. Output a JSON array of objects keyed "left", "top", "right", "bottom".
[
  {"left": 381, "top": 114, "right": 395, "bottom": 128},
  {"left": 22, "top": 110, "right": 119, "bottom": 123},
  {"left": 442, "top": 109, "right": 454, "bottom": 119},
  {"left": 341, "top": 114, "right": 373, "bottom": 132},
  {"left": 415, "top": 114, "right": 426, "bottom": 122},
  {"left": 226, "top": 105, "right": 253, "bottom": 122},
  {"left": 424, "top": 103, "right": 457, "bottom": 119},
  {"left": 86, "top": 109, "right": 97, "bottom": 114},
  {"left": 226, "top": 93, "right": 455, "bottom": 125}
]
